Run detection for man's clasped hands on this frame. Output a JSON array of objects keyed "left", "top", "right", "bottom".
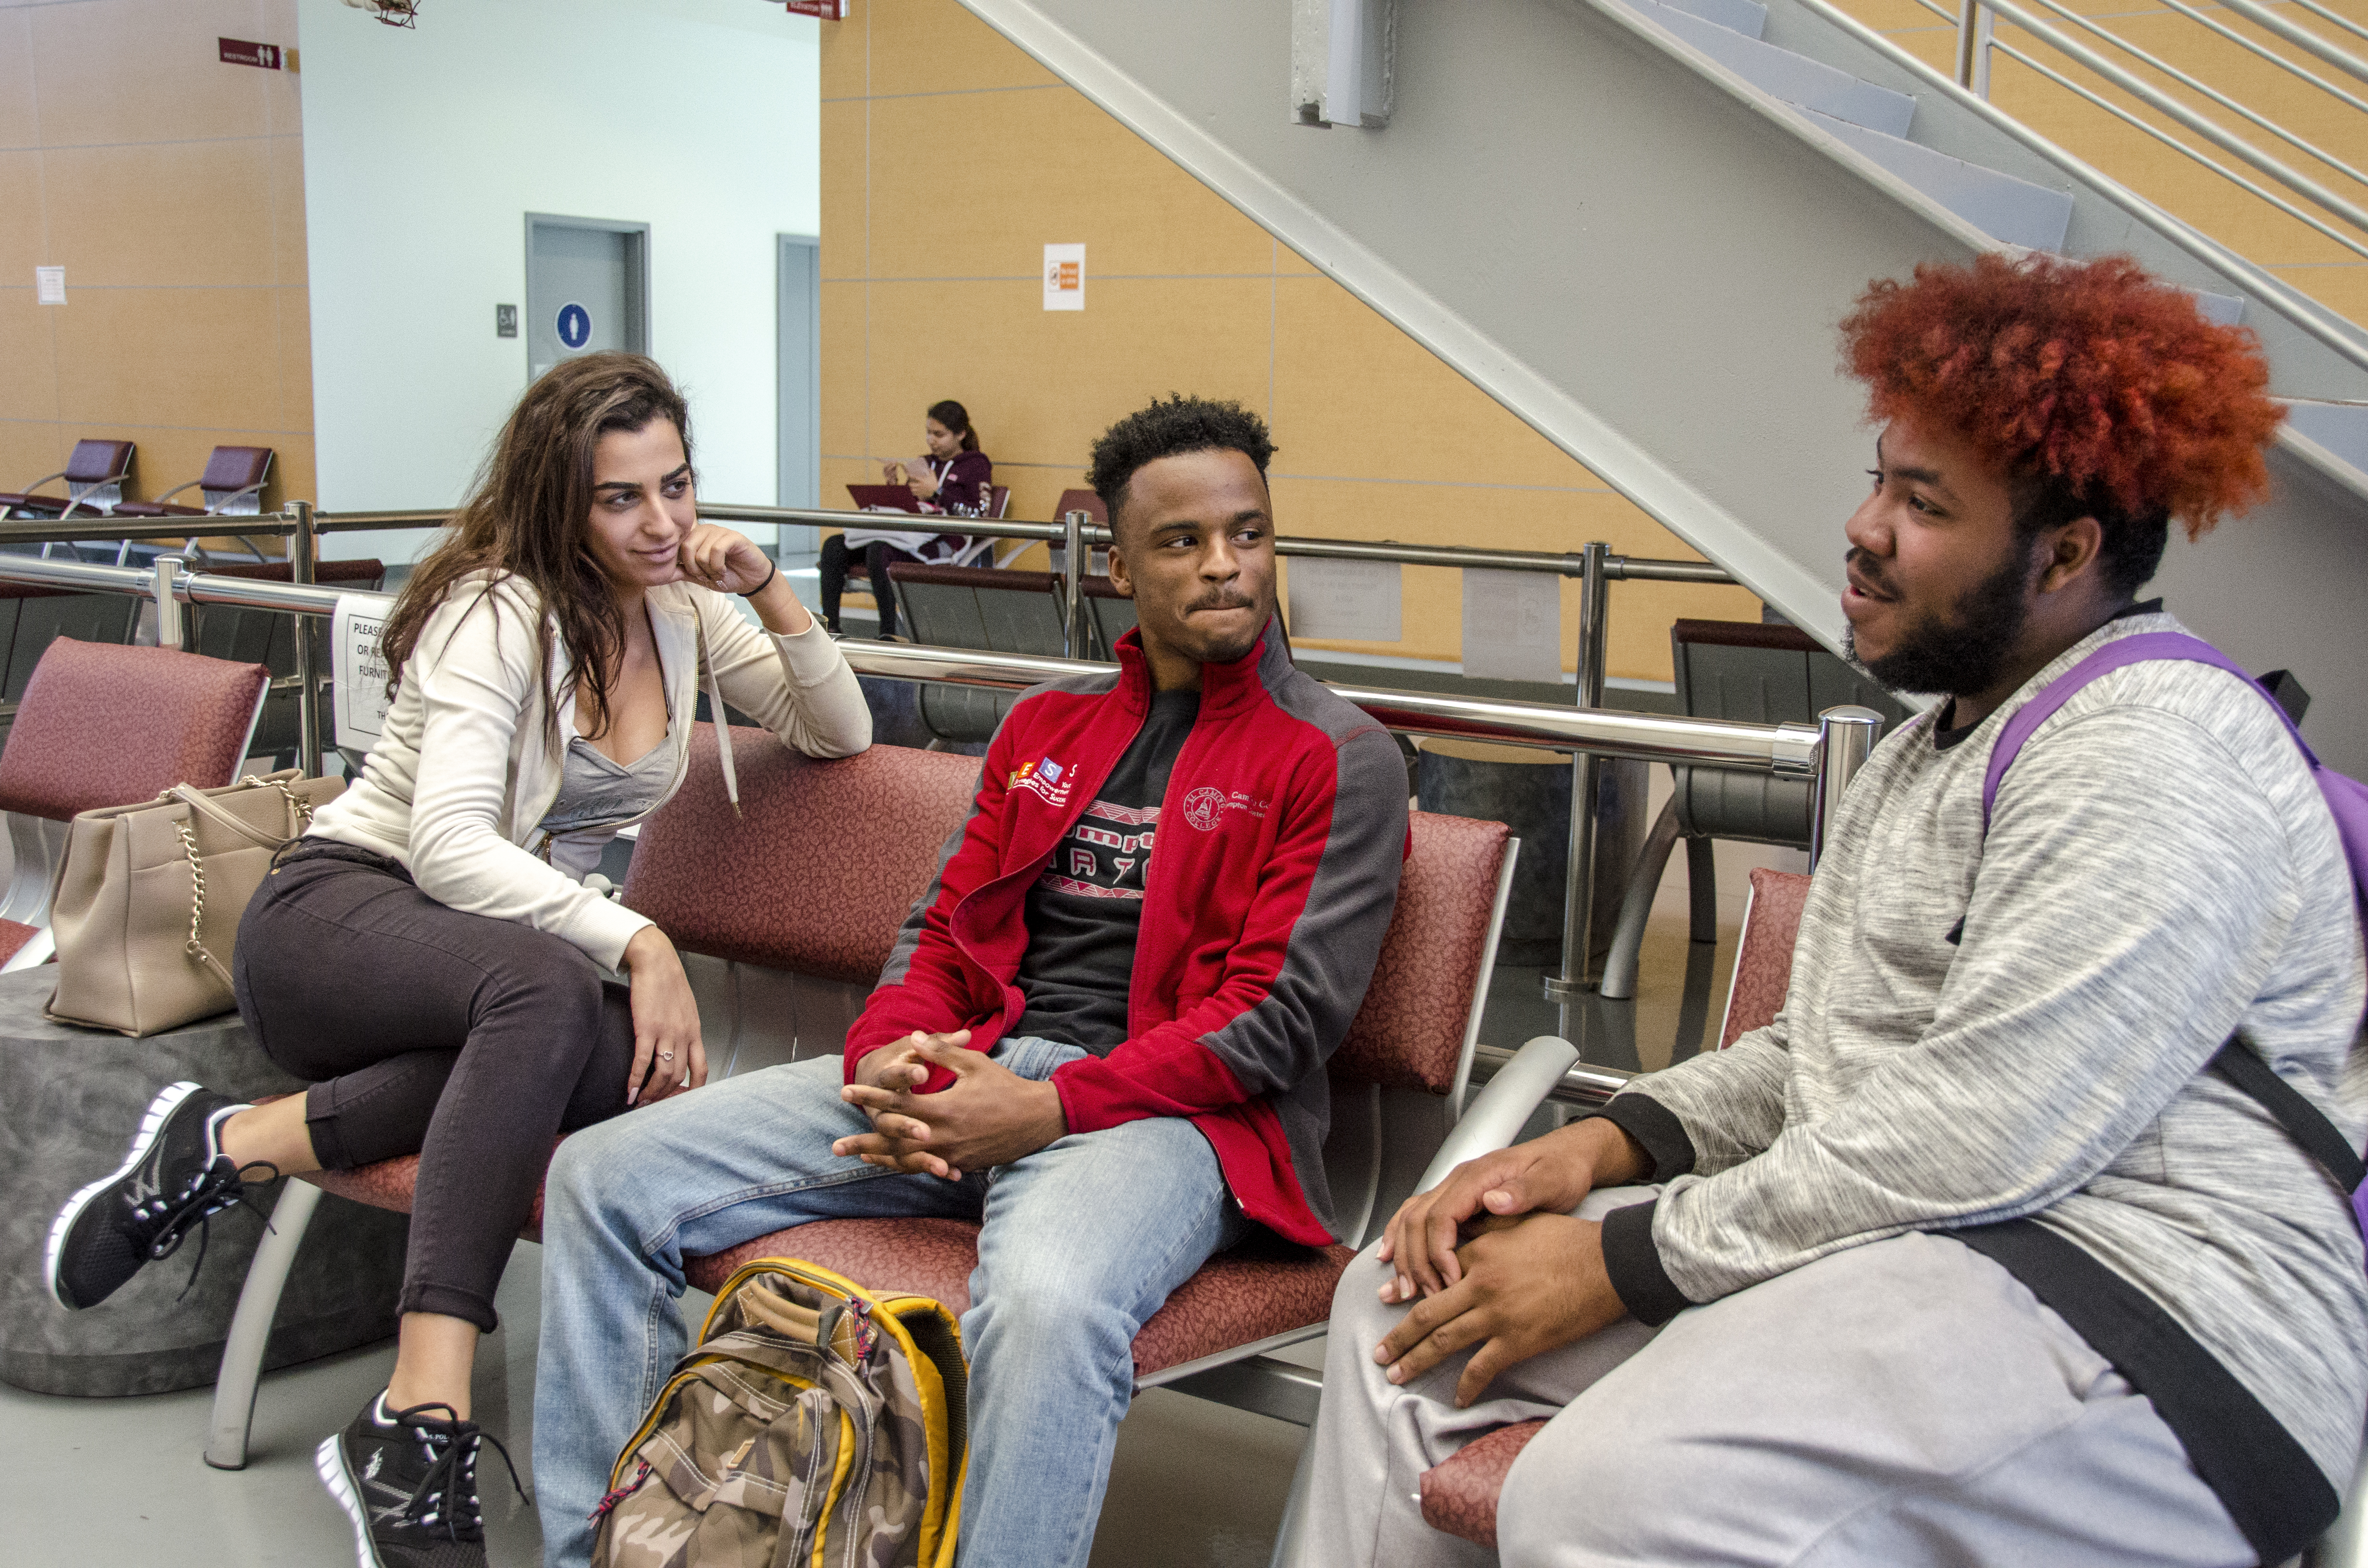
[
  {"left": 839, "top": 1036, "right": 1666, "bottom": 1413},
  {"left": 1366, "top": 1115, "right": 1661, "bottom": 1407},
  {"left": 836, "top": 1031, "right": 1071, "bottom": 1182}
]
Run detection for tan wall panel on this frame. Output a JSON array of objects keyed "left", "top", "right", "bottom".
[
  {"left": 2266, "top": 264, "right": 2368, "bottom": 324},
  {"left": 52, "top": 285, "right": 283, "bottom": 433},
  {"left": 0, "top": 424, "right": 67, "bottom": 494},
  {"left": 268, "top": 130, "right": 306, "bottom": 287},
  {"left": 1271, "top": 272, "right": 1610, "bottom": 490},
  {"left": 12, "top": 0, "right": 314, "bottom": 514},
  {"left": 820, "top": 100, "right": 871, "bottom": 277},
  {"left": 863, "top": 0, "right": 1062, "bottom": 97},
  {"left": 42, "top": 139, "right": 280, "bottom": 290},
  {"left": 0, "top": 295, "right": 61, "bottom": 424},
  {"left": 864, "top": 88, "right": 1276, "bottom": 282},
  {"left": 249, "top": 425, "right": 308, "bottom": 514},
  {"left": 273, "top": 284, "right": 311, "bottom": 440},
  {"left": 0, "top": 12, "right": 38, "bottom": 150},
  {"left": 1840, "top": 0, "right": 1951, "bottom": 32},
  {"left": 26, "top": 0, "right": 290, "bottom": 148},
  {"left": 117, "top": 428, "right": 226, "bottom": 506},
  {"left": 822, "top": 13, "right": 869, "bottom": 100},
  {"left": 0, "top": 151, "right": 47, "bottom": 285},
  {"left": 861, "top": 274, "right": 1275, "bottom": 470},
  {"left": 820, "top": 279, "right": 871, "bottom": 457}
]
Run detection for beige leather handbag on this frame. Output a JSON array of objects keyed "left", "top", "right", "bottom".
[{"left": 44, "top": 769, "right": 346, "bottom": 1037}]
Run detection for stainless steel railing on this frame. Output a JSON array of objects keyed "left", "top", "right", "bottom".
[
  {"left": 0, "top": 498, "right": 1762, "bottom": 1006},
  {"left": 1933, "top": 0, "right": 2368, "bottom": 259},
  {"left": 0, "top": 551, "right": 1876, "bottom": 1025}
]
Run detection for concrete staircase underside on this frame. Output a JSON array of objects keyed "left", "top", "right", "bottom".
[{"left": 960, "top": 0, "right": 2368, "bottom": 772}]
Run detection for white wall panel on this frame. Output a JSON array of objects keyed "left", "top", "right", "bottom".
[{"left": 298, "top": 0, "right": 820, "bottom": 560}]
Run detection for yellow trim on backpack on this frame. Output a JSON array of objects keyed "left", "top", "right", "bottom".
[{"left": 692, "top": 1258, "right": 970, "bottom": 1567}]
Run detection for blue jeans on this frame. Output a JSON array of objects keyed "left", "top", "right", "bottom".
[{"left": 533, "top": 1038, "right": 1247, "bottom": 1568}]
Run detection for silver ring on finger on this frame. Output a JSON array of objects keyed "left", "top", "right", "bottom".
[{"left": 658, "top": 1051, "right": 676, "bottom": 1061}]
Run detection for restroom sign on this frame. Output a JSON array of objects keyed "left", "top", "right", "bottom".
[
  {"left": 556, "top": 302, "right": 592, "bottom": 350},
  {"left": 218, "top": 38, "right": 284, "bottom": 69},
  {"left": 1043, "top": 244, "right": 1085, "bottom": 312}
]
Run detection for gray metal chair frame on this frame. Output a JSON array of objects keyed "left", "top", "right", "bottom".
[
  {"left": 888, "top": 562, "right": 1070, "bottom": 747},
  {"left": 3, "top": 441, "right": 136, "bottom": 521},
  {"left": 1082, "top": 575, "right": 1138, "bottom": 660},
  {"left": 1599, "top": 620, "right": 1906, "bottom": 999}
]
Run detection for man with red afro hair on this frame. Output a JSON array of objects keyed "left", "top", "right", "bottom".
[{"left": 1295, "top": 254, "right": 2365, "bottom": 1568}]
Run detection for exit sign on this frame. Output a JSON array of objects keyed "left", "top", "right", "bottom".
[
  {"left": 785, "top": 1, "right": 848, "bottom": 17},
  {"left": 219, "top": 38, "right": 285, "bottom": 69}
]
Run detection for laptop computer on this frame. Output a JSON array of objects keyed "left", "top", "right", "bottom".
[{"left": 845, "top": 483, "right": 922, "bottom": 512}]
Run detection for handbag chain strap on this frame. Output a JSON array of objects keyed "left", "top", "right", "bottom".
[
  {"left": 238, "top": 773, "right": 317, "bottom": 830},
  {"left": 172, "top": 816, "right": 229, "bottom": 980},
  {"left": 160, "top": 773, "right": 316, "bottom": 983}
]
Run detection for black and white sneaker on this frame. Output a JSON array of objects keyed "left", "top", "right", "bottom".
[
  {"left": 316, "top": 1395, "right": 527, "bottom": 1568},
  {"left": 45, "top": 1080, "right": 265, "bottom": 1310}
]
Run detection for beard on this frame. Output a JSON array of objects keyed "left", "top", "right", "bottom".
[{"left": 1842, "top": 539, "right": 2038, "bottom": 698}]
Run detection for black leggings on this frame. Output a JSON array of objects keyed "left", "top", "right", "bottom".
[
  {"left": 230, "top": 842, "right": 635, "bottom": 1332},
  {"left": 818, "top": 534, "right": 919, "bottom": 638}
]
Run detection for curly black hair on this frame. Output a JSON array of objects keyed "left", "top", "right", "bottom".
[{"left": 1085, "top": 395, "right": 1276, "bottom": 533}]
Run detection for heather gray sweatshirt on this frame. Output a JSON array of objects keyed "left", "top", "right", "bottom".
[{"left": 1598, "top": 609, "right": 2368, "bottom": 1496}]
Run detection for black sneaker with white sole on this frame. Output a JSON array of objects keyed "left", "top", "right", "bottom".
[
  {"left": 45, "top": 1080, "right": 269, "bottom": 1310},
  {"left": 317, "top": 1396, "right": 528, "bottom": 1568}
]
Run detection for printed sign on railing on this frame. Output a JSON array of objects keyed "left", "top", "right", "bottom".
[{"left": 333, "top": 595, "right": 392, "bottom": 750}]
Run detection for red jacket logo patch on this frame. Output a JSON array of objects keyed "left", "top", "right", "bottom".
[{"left": 1182, "top": 785, "right": 1270, "bottom": 831}]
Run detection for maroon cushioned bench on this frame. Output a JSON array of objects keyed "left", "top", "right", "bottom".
[
  {"left": 674, "top": 803, "right": 1515, "bottom": 1388},
  {"left": 214, "top": 723, "right": 1522, "bottom": 1476}
]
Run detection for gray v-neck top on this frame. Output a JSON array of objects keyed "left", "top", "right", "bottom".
[{"left": 538, "top": 732, "right": 680, "bottom": 843}]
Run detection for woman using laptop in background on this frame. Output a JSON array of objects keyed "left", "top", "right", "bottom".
[{"left": 818, "top": 397, "right": 994, "bottom": 637}]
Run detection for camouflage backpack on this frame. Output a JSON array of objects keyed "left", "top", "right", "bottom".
[{"left": 592, "top": 1257, "right": 969, "bottom": 1568}]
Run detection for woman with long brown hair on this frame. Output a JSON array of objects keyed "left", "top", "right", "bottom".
[{"left": 44, "top": 353, "right": 868, "bottom": 1568}]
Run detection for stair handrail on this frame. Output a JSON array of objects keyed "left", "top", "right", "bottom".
[
  {"left": 1942, "top": 0, "right": 2368, "bottom": 242},
  {"left": 1783, "top": 0, "right": 2368, "bottom": 375},
  {"left": 1915, "top": 0, "right": 2368, "bottom": 265}
]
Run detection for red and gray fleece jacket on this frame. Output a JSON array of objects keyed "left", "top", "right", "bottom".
[{"left": 844, "top": 618, "right": 1408, "bottom": 1245}]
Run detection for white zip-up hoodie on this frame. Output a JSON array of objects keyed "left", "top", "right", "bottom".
[{"left": 307, "top": 570, "right": 870, "bottom": 969}]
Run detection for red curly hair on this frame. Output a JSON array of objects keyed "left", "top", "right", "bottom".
[{"left": 1839, "top": 253, "right": 2281, "bottom": 542}]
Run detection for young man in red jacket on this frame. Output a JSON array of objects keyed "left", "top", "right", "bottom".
[{"left": 535, "top": 395, "right": 1410, "bottom": 1567}]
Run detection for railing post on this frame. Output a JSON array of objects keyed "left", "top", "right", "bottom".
[
  {"left": 1544, "top": 541, "right": 1613, "bottom": 1007},
  {"left": 1061, "top": 509, "right": 1089, "bottom": 659},
  {"left": 1809, "top": 706, "right": 1882, "bottom": 870},
  {"left": 152, "top": 554, "right": 191, "bottom": 653},
  {"left": 292, "top": 500, "right": 322, "bottom": 778},
  {"left": 1955, "top": 0, "right": 1991, "bottom": 95}
]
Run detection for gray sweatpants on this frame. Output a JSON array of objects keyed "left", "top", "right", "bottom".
[{"left": 1301, "top": 1188, "right": 2254, "bottom": 1568}]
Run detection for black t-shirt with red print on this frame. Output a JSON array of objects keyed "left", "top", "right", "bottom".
[{"left": 1011, "top": 688, "right": 1200, "bottom": 1052}]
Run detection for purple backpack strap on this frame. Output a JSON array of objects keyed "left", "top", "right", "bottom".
[
  {"left": 1979, "top": 629, "right": 2368, "bottom": 1232},
  {"left": 1980, "top": 632, "right": 2315, "bottom": 832}
]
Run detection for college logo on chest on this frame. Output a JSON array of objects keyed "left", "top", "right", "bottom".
[
  {"left": 1181, "top": 785, "right": 1271, "bottom": 832},
  {"left": 1010, "top": 756, "right": 1073, "bottom": 808}
]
